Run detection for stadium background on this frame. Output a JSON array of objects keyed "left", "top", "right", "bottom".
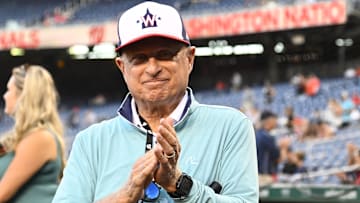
[{"left": 0, "top": 0, "right": 360, "bottom": 202}]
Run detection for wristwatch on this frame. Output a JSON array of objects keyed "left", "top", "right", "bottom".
[{"left": 168, "top": 173, "right": 193, "bottom": 199}]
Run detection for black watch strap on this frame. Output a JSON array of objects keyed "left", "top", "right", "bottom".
[{"left": 168, "top": 173, "right": 193, "bottom": 199}]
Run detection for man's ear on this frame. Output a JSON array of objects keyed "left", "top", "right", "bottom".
[
  {"left": 115, "top": 57, "right": 125, "bottom": 74},
  {"left": 115, "top": 57, "right": 128, "bottom": 83},
  {"left": 187, "top": 46, "right": 196, "bottom": 72}
]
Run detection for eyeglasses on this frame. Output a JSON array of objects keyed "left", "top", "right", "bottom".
[
  {"left": 126, "top": 46, "right": 186, "bottom": 66},
  {"left": 142, "top": 181, "right": 160, "bottom": 202}
]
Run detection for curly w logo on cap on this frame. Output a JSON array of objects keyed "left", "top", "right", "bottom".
[{"left": 140, "top": 9, "right": 158, "bottom": 29}]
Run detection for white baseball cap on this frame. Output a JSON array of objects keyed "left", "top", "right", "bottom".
[{"left": 116, "top": 1, "right": 190, "bottom": 51}]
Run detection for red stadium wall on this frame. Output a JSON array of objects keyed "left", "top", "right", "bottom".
[{"left": 0, "top": 0, "right": 347, "bottom": 50}]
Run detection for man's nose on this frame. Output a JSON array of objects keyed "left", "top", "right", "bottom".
[{"left": 145, "top": 57, "right": 162, "bottom": 76}]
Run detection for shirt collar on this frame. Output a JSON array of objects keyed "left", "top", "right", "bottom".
[{"left": 131, "top": 92, "right": 188, "bottom": 127}]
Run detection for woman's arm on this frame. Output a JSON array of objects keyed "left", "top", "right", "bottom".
[{"left": 0, "top": 129, "right": 57, "bottom": 202}]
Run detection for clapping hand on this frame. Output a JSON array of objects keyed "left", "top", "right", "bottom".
[{"left": 153, "top": 117, "right": 182, "bottom": 192}]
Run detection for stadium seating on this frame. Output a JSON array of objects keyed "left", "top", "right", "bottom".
[
  {"left": 0, "top": 0, "right": 67, "bottom": 27},
  {"left": 67, "top": 0, "right": 141, "bottom": 24},
  {"left": 63, "top": 0, "right": 337, "bottom": 25},
  {"left": 0, "top": 0, "right": 335, "bottom": 28},
  {"left": 67, "top": 0, "right": 242, "bottom": 24},
  {"left": 291, "top": 128, "right": 360, "bottom": 184},
  {"left": 195, "top": 77, "right": 360, "bottom": 119}
]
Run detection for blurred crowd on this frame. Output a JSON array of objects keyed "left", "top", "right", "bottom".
[{"left": 237, "top": 72, "right": 360, "bottom": 186}]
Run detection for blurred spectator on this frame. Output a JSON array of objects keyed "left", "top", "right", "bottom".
[
  {"left": 347, "top": 143, "right": 360, "bottom": 166},
  {"left": 174, "top": 0, "right": 219, "bottom": 10},
  {"left": 230, "top": 72, "right": 242, "bottom": 91},
  {"left": 301, "top": 119, "right": 334, "bottom": 141},
  {"left": 340, "top": 91, "right": 355, "bottom": 128},
  {"left": 317, "top": 120, "right": 335, "bottom": 139},
  {"left": 290, "top": 73, "right": 305, "bottom": 95},
  {"left": 310, "top": 108, "right": 321, "bottom": 122},
  {"left": 191, "top": 0, "right": 219, "bottom": 3},
  {"left": 89, "top": 93, "right": 107, "bottom": 106},
  {"left": 304, "top": 74, "right": 321, "bottom": 97},
  {"left": 352, "top": 92, "right": 360, "bottom": 106},
  {"left": 53, "top": 8, "right": 68, "bottom": 24},
  {"left": 67, "top": 106, "right": 80, "bottom": 129},
  {"left": 263, "top": 80, "right": 276, "bottom": 104},
  {"left": 321, "top": 98, "right": 342, "bottom": 130},
  {"left": 288, "top": 116, "right": 308, "bottom": 140},
  {"left": 83, "top": 109, "right": 98, "bottom": 127},
  {"left": 241, "top": 85, "right": 255, "bottom": 105},
  {"left": 215, "top": 80, "right": 226, "bottom": 93},
  {"left": 281, "top": 150, "right": 307, "bottom": 175},
  {"left": 278, "top": 106, "right": 295, "bottom": 133},
  {"left": 42, "top": 11, "right": 52, "bottom": 26},
  {"left": 337, "top": 143, "right": 360, "bottom": 184},
  {"left": 356, "top": 66, "right": 360, "bottom": 85},
  {"left": 301, "top": 120, "right": 318, "bottom": 141},
  {"left": 285, "top": 107, "right": 295, "bottom": 130},
  {"left": 256, "top": 111, "right": 290, "bottom": 175},
  {"left": 174, "top": 0, "right": 191, "bottom": 10},
  {"left": 344, "top": 68, "right": 356, "bottom": 79},
  {"left": 41, "top": 7, "right": 69, "bottom": 26}
]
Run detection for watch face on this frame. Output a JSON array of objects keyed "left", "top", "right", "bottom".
[
  {"left": 169, "top": 173, "right": 193, "bottom": 199},
  {"left": 179, "top": 174, "right": 193, "bottom": 194}
]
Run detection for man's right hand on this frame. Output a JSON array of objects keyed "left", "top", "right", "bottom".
[{"left": 97, "top": 151, "right": 158, "bottom": 203}]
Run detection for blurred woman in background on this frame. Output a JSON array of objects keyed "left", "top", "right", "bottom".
[{"left": 0, "top": 64, "right": 66, "bottom": 202}]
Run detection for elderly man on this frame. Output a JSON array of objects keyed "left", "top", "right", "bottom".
[{"left": 53, "top": 1, "right": 258, "bottom": 202}]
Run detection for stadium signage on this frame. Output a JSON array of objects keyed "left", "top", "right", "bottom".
[
  {"left": 0, "top": 0, "right": 347, "bottom": 50},
  {"left": 0, "top": 24, "right": 113, "bottom": 50},
  {"left": 185, "top": 0, "right": 346, "bottom": 38},
  {"left": 0, "top": 30, "right": 40, "bottom": 49}
]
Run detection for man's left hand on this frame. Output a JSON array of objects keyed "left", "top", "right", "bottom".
[{"left": 153, "top": 117, "right": 182, "bottom": 192}]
